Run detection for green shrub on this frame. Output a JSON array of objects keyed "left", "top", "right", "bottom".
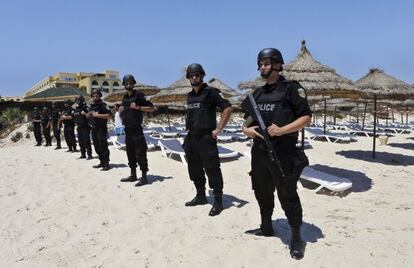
[{"left": 0, "top": 108, "right": 26, "bottom": 126}]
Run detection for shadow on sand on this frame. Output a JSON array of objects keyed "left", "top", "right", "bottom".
[{"left": 336, "top": 150, "right": 414, "bottom": 166}]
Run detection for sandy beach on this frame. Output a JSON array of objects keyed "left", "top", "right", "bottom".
[{"left": 1, "top": 125, "right": 413, "bottom": 267}]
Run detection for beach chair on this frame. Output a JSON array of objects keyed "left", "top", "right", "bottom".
[
  {"left": 158, "top": 139, "right": 239, "bottom": 164},
  {"left": 300, "top": 167, "right": 352, "bottom": 192},
  {"left": 112, "top": 134, "right": 156, "bottom": 150},
  {"left": 305, "top": 127, "right": 353, "bottom": 143},
  {"left": 151, "top": 127, "right": 180, "bottom": 138}
]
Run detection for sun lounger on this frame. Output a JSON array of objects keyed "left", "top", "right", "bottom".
[
  {"left": 305, "top": 127, "right": 353, "bottom": 143},
  {"left": 158, "top": 139, "right": 238, "bottom": 164},
  {"left": 111, "top": 134, "right": 156, "bottom": 150},
  {"left": 301, "top": 167, "right": 352, "bottom": 192}
]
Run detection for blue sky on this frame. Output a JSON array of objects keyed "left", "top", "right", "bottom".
[{"left": 1, "top": 0, "right": 413, "bottom": 96}]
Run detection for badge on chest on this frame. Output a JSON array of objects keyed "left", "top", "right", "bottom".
[
  {"left": 188, "top": 102, "right": 201, "bottom": 109},
  {"left": 257, "top": 103, "right": 276, "bottom": 112}
]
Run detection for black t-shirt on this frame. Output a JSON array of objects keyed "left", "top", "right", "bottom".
[
  {"left": 121, "top": 90, "right": 153, "bottom": 131},
  {"left": 89, "top": 100, "right": 111, "bottom": 129},
  {"left": 51, "top": 110, "right": 61, "bottom": 126},
  {"left": 41, "top": 112, "right": 51, "bottom": 127},
  {"left": 61, "top": 108, "right": 75, "bottom": 126},
  {"left": 73, "top": 104, "right": 90, "bottom": 127},
  {"left": 186, "top": 83, "right": 231, "bottom": 131},
  {"left": 32, "top": 111, "right": 41, "bottom": 126}
]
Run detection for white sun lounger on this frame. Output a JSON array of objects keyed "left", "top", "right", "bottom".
[
  {"left": 305, "top": 127, "right": 353, "bottom": 143},
  {"left": 301, "top": 167, "right": 352, "bottom": 192},
  {"left": 158, "top": 139, "right": 238, "bottom": 165},
  {"left": 111, "top": 134, "right": 156, "bottom": 150}
]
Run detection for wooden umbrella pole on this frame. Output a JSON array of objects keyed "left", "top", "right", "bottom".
[
  {"left": 356, "top": 102, "right": 359, "bottom": 124},
  {"left": 333, "top": 106, "right": 337, "bottom": 125},
  {"left": 386, "top": 104, "right": 389, "bottom": 128},
  {"left": 323, "top": 98, "right": 327, "bottom": 135},
  {"left": 362, "top": 101, "right": 367, "bottom": 130},
  {"left": 373, "top": 95, "right": 377, "bottom": 159},
  {"left": 406, "top": 107, "right": 409, "bottom": 125},
  {"left": 391, "top": 108, "right": 394, "bottom": 123}
]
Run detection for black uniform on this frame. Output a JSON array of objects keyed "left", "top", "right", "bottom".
[
  {"left": 121, "top": 90, "right": 153, "bottom": 173},
  {"left": 32, "top": 110, "right": 42, "bottom": 145},
  {"left": 51, "top": 108, "right": 62, "bottom": 148},
  {"left": 62, "top": 107, "right": 77, "bottom": 151},
  {"left": 41, "top": 111, "right": 52, "bottom": 146},
  {"left": 74, "top": 103, "right": 92, "bottom": 158},
  {"left": 89, "top": 100, "right": 111, "bottom": 166},
  {"left": 183, "top": 83, "right": 231, "bottom": 195},
  {"left": 242, "top": 75, "right": 312, "bottom": 228}
]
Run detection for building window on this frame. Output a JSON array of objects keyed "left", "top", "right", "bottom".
[
  {"left": 113, "top": 82, "right": 120, "bottom": 92},
  {"left": 102, "top": 81, "right": 109, "bottom": 93}
]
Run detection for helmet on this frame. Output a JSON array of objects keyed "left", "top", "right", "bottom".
[
  {"left": 75, "top": 95, "right": 85, "bottom": 104},
  {"left": 122, "top": 74, "right": 136, "bottom": 86},
  {"left": 186, "top": 63, "right": 205, "bottom": 78},
  {"left": 91, "top": 89, "right": 102, "bottom": 97},
  {"left": 257, "top": 48, "right": 284, "bottom": 68}
]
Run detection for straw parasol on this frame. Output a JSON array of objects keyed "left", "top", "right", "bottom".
[
  {"left": 355, "top": 68, "right": 414, "bottom": 158},
  {"left": 239, "top": 40, "right": 360, "bottom": 100},
  {"left": 104, "top": 82, "right": 160, "bottom": 103},
  {"left": 150, "top": 74, "right": 237, "bottom": 110}
]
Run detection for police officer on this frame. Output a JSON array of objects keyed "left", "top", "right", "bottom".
[
  {"left": 119, "top": 74, "right": 155, "bottom": 186},
  {"left": 183, "top": 63, "right": 232, "bottom": 217},
  {"left": 59, "top": 100, "right": 78, "bottom": 152},
  {"left": 74, "top": 95, "right": 93, "bottom": 159},
  {"left": 51, "top": 103, "right": 62, "bottom": 149},
  {"left": 88, "top": 89, "right": 111, "bottom": 171},
  {"left": 242, "top": 48, "right": 312, "bottom": 260},
  {"left": 32, "top": 107, "right": 42, "bottom": 146},
  {"left": 41, "top": 106, "right": 52, "bottom": 146}
]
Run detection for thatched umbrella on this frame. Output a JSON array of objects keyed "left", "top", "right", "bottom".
[
  {"left": 104, "top": 82, "right": 160, "bottom": 103},
  {"left": 149, "top": 75, "right": 190, "bottom": 109},
  {"left": 207, "top": 78, "right": 237, "bottom": 98},
  {"left": 150, "top": 75, "right": 237, "bottom": 110},
  {"left": 355, "top": 68, "right": 414, "bottom": 158},
  {"left": 239, "top": 40, "right": 360, "bottom": 136}
]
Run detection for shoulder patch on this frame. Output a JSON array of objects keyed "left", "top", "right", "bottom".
[{"left": 297, "top": 88, "right": 307, "bottom": 99}]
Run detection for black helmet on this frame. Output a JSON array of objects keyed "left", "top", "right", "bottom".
[
  {"left": 91, "top": 89, "right": 102, "bottom": 97},
  {"left": 122, "top": 74, "right": 136, "bottom": 86},
  {"left": 186, "top": 63, "right": 205, "bottom": 78},
  {"left": 75, "top": 95, "right": 85, "bottom": 104},
  {"left": 257, "top": 48, "right": 284, "bottom": 68}
]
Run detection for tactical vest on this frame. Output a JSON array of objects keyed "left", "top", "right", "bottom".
[
  {"left": 51, "top": 110, "right": 60, "bottom": 126},
  {"left": 186, "top": 87, "right": 216, "bottom": 130},
  {"left": 41, "top": 113, "right": 50, "bottom": 127},
  {"left": 89, "top": 102, "right": 108, "bottom": 129},
  {"left": 254, "top": 80, "right": 297, "bottom": 138},
  {"left": 62, "top": 108, "right": 75, "bottom": 126},
  {"left": 121, "top": 90, "right": 143, "bottom": 129},
  {"left": 33, "top": 112, "right": 41, "bottom": 125},
  {"left": 73, "top": 105, "right": 89, "bottom": 127}
]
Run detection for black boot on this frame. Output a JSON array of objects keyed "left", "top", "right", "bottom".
[
  {"left": 72, "top": 147, "right": 78, "bottom": 153},
  {"left": 185, "top": 187, "right": 208, "bottom": 207},
  {"left": 86, "top": 155, "right": 93, "bottom": 160},
  {"left": 55, "top": 145, "right": 62, "bottom": 150},
  {"left": 79, "top": 153, "right": 86, "bottom": 159},
  {"left": 289, "top": 227, "right": 306, "bottom": 260},
  {"left": 101, "top": 163, "right": 111, "bottom": 171},
  {"left": 245, "top": 215, "right": 274, "bottom": 236},
  {"left": 135, "top": 172, "right": 148, "bottom": 187},
  {"left": 208, "top": 193, "right": 223, "bottom": 216},
  {"left": 93, "top": 162, "right": 104, "bottom": 168},
  {"left": 121, "top": 168, "right": 138, "bottom": 182},
  {"left": 66, "top": 147, "right": 73, "bottom": 152}
]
